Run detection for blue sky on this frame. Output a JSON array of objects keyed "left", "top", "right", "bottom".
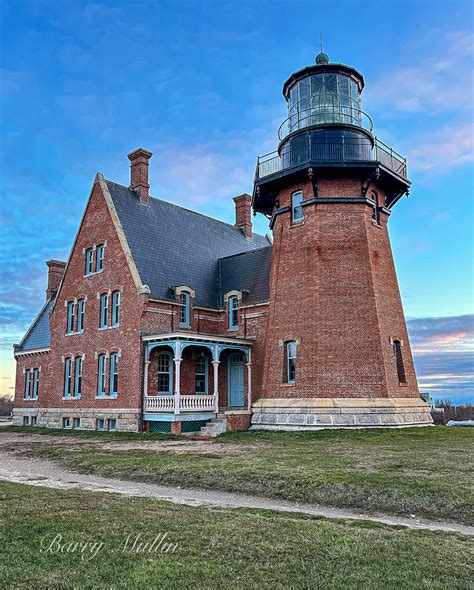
[{"left": 1, "top": 0, "right": 473, "bottom": 401}]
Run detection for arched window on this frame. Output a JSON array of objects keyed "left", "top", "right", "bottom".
[
  {"left": 291, "top": 191, "right": 304, "bottom": 222},
  {"left": 371, "top": 191, "right": 379, "bottom": 224},
  {"left": 392, "top": 340, "right": 407, "bottom": 384},
  {"left": 157, "top": 352, "right": 173, "bottom": 394},
  {"left": 179, "top": 291, "right": 191, "bottom": 327},
  {"left": 285, "top": 341, "right": 297, "bottom": 384},
  {"left": 228, "top": 295, "right": 239, "bottom": 330}
]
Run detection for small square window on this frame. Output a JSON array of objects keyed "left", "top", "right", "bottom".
[
  {"left": 62, "top": 417, "right": 70, "bottom": 428},
  {"left": 73, "top": 417, "right": 81, "bottom": 429},
  {"left": 23, "top": 416, "right": 29, "bottom": 426},
  {"left": 97, "top": 418, "right": 105, "bottom": 431},
  {"left": 108, "top": 418, "right": 116, "bottom": 431}
]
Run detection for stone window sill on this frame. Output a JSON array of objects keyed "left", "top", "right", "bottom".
[
  {"left": 399, "top": 382, "right": 408, "bottom": 387},
  {"left": 372, "top": 221, "right": 382, "bottom": 229},
  {"left": 84, "top": 269, "right": 104, "bottom": 278},
  {"left": 280, "top": 383, "right": 296, "bottom": 387},
  {"left": 95, "top": 394, "right": 118, "bottom": 400},
  {"left": 23, "top": 398, "right": 38, "bottom": 401},
  {"left": 290, "top": 220, "right": 305, "bottom": 228},
  {"left": 65, "top": 331, "right": 84, "bottom": 336},
  {"left": 62, "top": 396, "right": 81, "bottom": 400}
]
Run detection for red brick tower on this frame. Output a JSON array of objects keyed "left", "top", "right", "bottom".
[{"left": 251, "top": 51, "right": 432, "bottom": 429}]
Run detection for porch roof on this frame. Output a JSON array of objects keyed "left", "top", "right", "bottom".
[{"left": 142, "top": 331, "right": 253, "bottom": 360}]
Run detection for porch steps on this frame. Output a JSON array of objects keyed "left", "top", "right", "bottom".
[{"left": 197, "top": 413, "right": 228, "bottom": 438}]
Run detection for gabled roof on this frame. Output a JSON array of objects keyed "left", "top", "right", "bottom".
[
  {"left": 106, "top": 180, "right": 270, "bottom": 308},
  {"left": 218, "top": 246, "right": 272, "bottom": 306},
  {"left": 15, "top": 296, "right": 55, "bottom": 352}
]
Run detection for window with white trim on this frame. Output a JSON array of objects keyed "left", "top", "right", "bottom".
[
  {"left": 77, "top": 299, "right": 85, "bottom": 332},
  {"left": 24, "top": 369, "right": 31, "bottom": 399},
  {"left": 195, "top": 355, "right": 208, "bottom": 394},
  {"left": 96, "top": 244, "right": 105, "bottom": 272},
  {"left": 97, "top": 353, "right": 107, "bottom": 396},
  {"left": 74, "top": 357, "right": 83, "bottom": 397},
  {"left": 85, "top": 248, "right": 94, "bottom": 275},
  {"left": 179, "top": 292, "right": 190, "bottom": 327},
  {"left": 228, "top": 296, "right": 239, "bottom": 330},
  {"left": 291, "top": 191, "right": 304, "bottom": 222},
  {"left": 64, "top": 358, "right": 73, "bottom": 397},
  {"left": 66, "top": 301, "right": 75, "bottom": 334},
  {"left": 99, "top": 293, "right": 109, "bottom": 328},
  {"left": 157, "top": 352, "right": 172, "bottom": 394},
  {"left": 110, "top": 352, "right": 118, "bottom": 396},
  {"left": 32, "top": 368, "right": 39, "bottom": 399},
  {"left": 111, "top": 291, "right": 120, "bottom": 327},
  {"left": 371, "top": 191, "right": 380, "bottom": 224}
]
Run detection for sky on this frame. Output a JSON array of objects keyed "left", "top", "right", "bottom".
[{"left": 0, "top": 0, "right": 473, "bottom": 402}]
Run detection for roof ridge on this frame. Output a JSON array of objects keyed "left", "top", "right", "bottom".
[
  {"left": 104, "top": 178, "right": 266, "bottom": 238},
  {"left": 218, "top": 244, "right": 272, "bottom": 261}
]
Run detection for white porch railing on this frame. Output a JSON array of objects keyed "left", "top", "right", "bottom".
[{"left": 144, "top": 395, "right": 217, "bottom": 413}]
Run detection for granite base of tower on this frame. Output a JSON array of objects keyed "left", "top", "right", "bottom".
[{"left": 251, "top": 398, "right": 433, "bottom": 430}]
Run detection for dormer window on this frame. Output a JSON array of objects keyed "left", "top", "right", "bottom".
[
  {"left": 228, "top": 296, "right": 239, "bottom": 330},
  {"left": 179, "top": 292, "right": 190, "bottom": 327}
]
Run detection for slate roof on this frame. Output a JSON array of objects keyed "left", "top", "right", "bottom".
[
  {"left": 16, "top": 296, "right": 55, "bottom": 352},
  {"left": 218, "top": 246, "right": 272, "bottom": 307},
  {"left": 106, "top": 180, "right": 271, "bottom": 308}
]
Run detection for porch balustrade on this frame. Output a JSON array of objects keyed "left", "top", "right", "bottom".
[{"left": 144, "top": 394, "right": 217, "bottom": 413}]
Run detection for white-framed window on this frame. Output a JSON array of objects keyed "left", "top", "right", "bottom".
[
  {"left": 179, "top": 291, "right": 190, "bottom": 327},
  {"left": 371, "top": 191, "right": 380, "bottom": 224},
  {"left": 97, "top": 418, "right": 105, "bottom": 431},
  {"left": 99, "top": 293, "right": 109, "bottom": 328},
  {"left": 24, "top": 369, "right": 31, "bottom": 399},
  {"left": 291, "top": 191, "right": 304, "bottom": 222},
  {"left": 23, "top": 416, "right": 29, "bottom": 426},
  {"left": 73, "top": 417, "right": 81, "bottom": 429},
  {"left": 64, "top": 358, "right": 72, "bottom": 397},
  {"left": 111, "top": 291, "right": 120, "bottom": 327},
  {"left": 66, "top": 301, "right": 75, "bottom": 334},
  {"left": 285, "top": 341, "right": 297, "bottom": 384},
  {"left": 74, "top": 357, "right": 83, "bottom": 397},
  {"left": 228, "top": 296, "right": 239, "bottom": 330},
  {"left": 109, "top": 352, "right": 118, "bottom": 396},
  {"left": 195, "top": 355, "right": 208, "bottom": 394},
  {"left": 97, "top": 353, "right": 107, "bottom": 396},
  {"left": 62, "top": 417, "right": 70, "bottom": 428},
  {"left": 32, "top": 368, "right": 39, "bottom": 399},
  {"left": 77, "top": 299, "right": 85, "bottom": 332},
  {"left": 157, "top": 352, "right": 173, "bottom": 394},
  {"left": 31, "top": 416, "right": 37, "bottom": 426},
  {"left": 96, "top": 243, "right": 105, "bottom": 272},
  {"left": 85, "top": 248, "right": 94, "bottom": 275},
  {"left": 108, "top": 418, "right": 117, "bottom": 431}
]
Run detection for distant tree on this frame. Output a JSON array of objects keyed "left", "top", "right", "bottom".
[
  {"left": 0, "top": 395, "right": 14, "bottom": 416},
  {"left": 430, "top": 400, "right": 474, "bottom": 424}
]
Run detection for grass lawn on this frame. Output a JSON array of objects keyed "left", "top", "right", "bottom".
[
  {"left": 4, "top": 426, "right": 473, "bottom": 525},
  {"left": 1, "top": 481, "right": 473, "bottom": 589}
]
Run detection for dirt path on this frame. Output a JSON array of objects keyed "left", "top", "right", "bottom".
[{"left": 1, "top": 450, "right": 472, "bottom": 536}]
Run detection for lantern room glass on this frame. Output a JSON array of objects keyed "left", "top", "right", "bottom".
[{"left": 287, "top": 73, "right": 362, "bottom": 133}]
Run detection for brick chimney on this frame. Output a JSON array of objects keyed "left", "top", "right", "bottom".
[
  {"left": 128, "top": 148, "right": 153, "bottom": 203},
  {"left": 46, "top": 259, "right": 66, "bottom": 301},
  {"left": 233, "top": 193, "right": 252, "bottom": 238}
]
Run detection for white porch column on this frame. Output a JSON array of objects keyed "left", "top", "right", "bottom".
[
  {"left": 211, "top": 360, "right": 220, "bottom": 412},
  {"left": 246, "top": 349, "right": 252, "bottom": 411},
  {"left": 144, "top": 360, "right": 150, "bottom": 399},
  {"left": 174, "top": 358, "right": 182, "bottom": 414}
]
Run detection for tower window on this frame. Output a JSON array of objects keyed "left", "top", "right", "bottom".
[
  {"left": 371, "top": 191, "right": 380, "bottom": 224},
  {"left": 393, "top": 340, "right": 407, "bottom": 384},
  {"left": 291, "top": 191, "right": 304, "bottom": 222},
  {"left": 195, "top": 355, "right": 208, "bottom": 394},
  {"left": 157, "top": 352, "right": 173, "bottom": 394},
  {"left": 285, "top": 341, "right": 297, "bottom": 384},
  {"left": 228, "top": 296, "right": 239, "bottom": 330},
  {"left": 179, "top": 292, "right": 190, "bottom": 327}
]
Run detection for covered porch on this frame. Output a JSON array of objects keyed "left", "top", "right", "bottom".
[{"left": 142, "top": 333, "right": 253, "bottom": 433}]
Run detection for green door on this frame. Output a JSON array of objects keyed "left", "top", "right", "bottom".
[{"left": 228, "top": 353, "right": 245, "bottom": 407}]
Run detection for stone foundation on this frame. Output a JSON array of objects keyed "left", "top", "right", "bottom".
[
  {"left": 12, "top": 407, "right": 141, "bottom": 432},
  {"left": 251, "top": 398, "right": 433, "bottom": 430}
]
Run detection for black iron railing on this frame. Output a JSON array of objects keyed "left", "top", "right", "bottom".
[{"left": 256, "top": 135, "right": 407, "bottom": 180}]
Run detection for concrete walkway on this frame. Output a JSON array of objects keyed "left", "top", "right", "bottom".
[{"left": 1, "top": 452, "right": 472, "bottom": 536}]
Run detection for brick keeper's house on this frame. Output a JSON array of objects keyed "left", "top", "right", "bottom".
[{"left": 13, "top": 51, "right": 432, "bottom": 434}]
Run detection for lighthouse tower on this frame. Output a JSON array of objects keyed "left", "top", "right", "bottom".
[{"left": 252, "top": 51, "right": 432, "bottom": 429}]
